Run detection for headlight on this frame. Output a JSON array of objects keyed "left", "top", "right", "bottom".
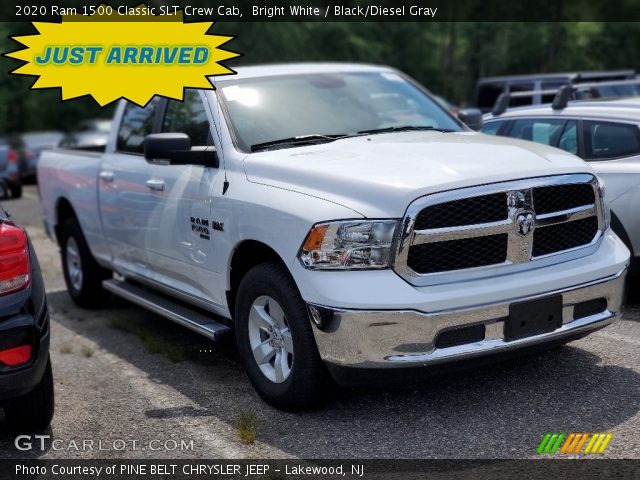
[
  {"left": 597, "top": 177, "right": 610, "bottom": 230},
  {"left": 299, "top": 220, "right": 398, "bottom": 270}
]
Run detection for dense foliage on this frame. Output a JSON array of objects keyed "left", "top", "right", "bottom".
[{"left": 1, "top": 22, "right": 640, "bottom": 133}]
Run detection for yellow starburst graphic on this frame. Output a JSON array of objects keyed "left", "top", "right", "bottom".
[{"left": 3, "top": 3, "right": 239, "bottom": 106}]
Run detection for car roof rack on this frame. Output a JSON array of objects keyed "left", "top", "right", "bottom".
[
  {"left": 552, "top": 78, "right": 640, "bottom": 110},
  {"left": 491, "top": 78, "right": 640, "bottom": 114},
  {"left": 573, "top": 69, "right": 636, "bottom": 82},
  {"left": 552, "top": 85, "right": 575, "bottom": 110},
  {"left": 491, "top": 89, "right": 558, "bottom": 116},
  {"left": 479, "top": 69, "right": 636, "bottom": 85}
]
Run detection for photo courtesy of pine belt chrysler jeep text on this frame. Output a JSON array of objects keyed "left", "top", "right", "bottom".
[{"left": 37, "top": 64, "right": 630, "bottom": 409}]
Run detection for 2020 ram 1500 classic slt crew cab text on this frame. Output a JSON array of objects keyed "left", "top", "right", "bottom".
[{"left": 38, "top": 64, "right": 629, "bottom": 409}]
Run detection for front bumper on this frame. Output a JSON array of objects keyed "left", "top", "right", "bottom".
[{"left": 310, "top": 269, "right": 626, "bottom": 370}]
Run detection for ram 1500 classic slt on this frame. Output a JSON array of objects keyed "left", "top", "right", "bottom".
[{"left": 38, "top": 63, "right": 630, "bottom": 409}]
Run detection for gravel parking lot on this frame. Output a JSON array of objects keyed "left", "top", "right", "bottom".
[{"left": 1, "top": 186, "right": 639, "bottom": 459}]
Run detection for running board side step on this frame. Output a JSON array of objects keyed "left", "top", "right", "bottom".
[{"left": 102, "top": 279, "right": 231, "bottom": 340}]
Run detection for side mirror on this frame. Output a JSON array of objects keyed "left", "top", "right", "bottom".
[
  {"left": 458, "top": 108, "right": 484, "bottom": 131},
  {"left": 144, "top": 133, "right": 218, "bottom": 167}
]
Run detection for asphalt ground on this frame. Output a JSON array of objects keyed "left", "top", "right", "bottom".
[{"left": 0, "top": 186, "right": 638, "bottom": 459}]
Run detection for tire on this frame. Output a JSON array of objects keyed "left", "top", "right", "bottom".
[
  {"left": 60, "top": 217, "right": 111, "bottom": 308},
  {"left": 235, "top": 262, "right": 331, "bottom": 410},
  {"left": 4, "top": 357, "right": 54, "bottom": 432},
  {"left": 0, "top": 181, "right": 8, "bottom": 199},
  {"left": 10, "top": 184, "right": 22, "bottom": 199}
]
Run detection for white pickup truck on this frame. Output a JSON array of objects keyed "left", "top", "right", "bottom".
[{"left": 38, "top": 63, "right": 629, "bottom": 409}]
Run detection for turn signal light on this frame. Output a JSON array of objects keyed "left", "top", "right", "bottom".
[
  {"left": 302, "top": 224, "right": 329, "bottom": 251},
  {"left": 0, "top": 223, "right": 30, "bottom": 295},
  {"left": 0, "top": 345, "right": 32, "bottom": 367}
]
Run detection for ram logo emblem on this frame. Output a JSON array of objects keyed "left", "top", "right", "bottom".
[{"left": 516, "top": 212, "right": 536, "bottom": 236}]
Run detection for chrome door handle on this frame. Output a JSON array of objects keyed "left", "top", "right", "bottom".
[
  {"left": 99, "top": 171, "right": 114, "bottom": 182},
  {"left": 145, "top": 179, "right": 165, "bottom": 191}
]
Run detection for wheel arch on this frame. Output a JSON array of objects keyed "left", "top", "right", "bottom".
[
  {"left": 226, "top": 239, "right": 291, "bottom": 320},
  {"left": 611, "top": 210, "right": 634, "bottom": 258},
  {"left": 54, "top": 197, "right": 77, "bottom": 245}
]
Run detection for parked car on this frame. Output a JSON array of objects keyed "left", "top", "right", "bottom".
[
  {"left": 37, "top": 63, "right": 628, "bottom": 409},
  {"left": 0, "top": 208, "right": 53, "bottom": 431},
  {"left": 483, "top": 96, "right": 640, "bottom": 274},
  {"left": 59, "top": 118, "right": 112, "bottom": 152},
  {"left": 475, "top": 70, "right": 636, "bottom": 112},
  {"left": 21, "top": 131, "right": 64, "bottom": 181},
  {"left": 0, "top": 135, "right": 24, "bottom": 199}
]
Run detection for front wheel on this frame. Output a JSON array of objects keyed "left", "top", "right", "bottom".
[{"left": 235, "top": 262, "right": 330, "bottom": 410}]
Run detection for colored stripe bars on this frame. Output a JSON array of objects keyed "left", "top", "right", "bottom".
[{"left": 537, "top": 433, "right": 613, "bottom": 454}]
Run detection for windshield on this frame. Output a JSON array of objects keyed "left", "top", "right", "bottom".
[{"left": 217, "top": 71, "right": 463, "bottom": 152}]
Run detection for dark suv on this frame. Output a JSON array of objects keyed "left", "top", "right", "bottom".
[{"left": 0, "top": 208, "right": 53, "bottom": 431}]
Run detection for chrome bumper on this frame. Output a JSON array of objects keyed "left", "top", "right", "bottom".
[{"left": 310, "top": 269, "right": 626, "bottom": 368}]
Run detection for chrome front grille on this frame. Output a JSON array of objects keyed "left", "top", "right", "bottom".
[
  {"left": 394, "top": 174, "right": 604, "bottom": 285},
  {"left": 413, "top": 192, "right": 508, "bottom": 230},
  {"left": 532, "top": 183, "right": 595, "bottom": 214},
  {"left": 532, "top": 216, "right": 599, "bottom": 257},
  {"left": 407, "top": 233, "right": 508, "bottom": 274}
]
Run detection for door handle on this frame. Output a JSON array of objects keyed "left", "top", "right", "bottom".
[
  {"left": 145, "top": 179, "right": 165, "bottom": 191},
  {"left": 99, "top": 171, "right": 114, "bottom": 182}
]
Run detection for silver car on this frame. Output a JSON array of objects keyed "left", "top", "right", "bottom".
[{"left": 483, "top": 97, "right": 640, "bottom": 273}]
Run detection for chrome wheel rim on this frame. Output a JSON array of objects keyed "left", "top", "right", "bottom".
[
  {"left": 66, "top": 237, "right": 83, "bottom": 291},
  {"left": 247, "top": 295, "right": 293, "bottom": 383}
]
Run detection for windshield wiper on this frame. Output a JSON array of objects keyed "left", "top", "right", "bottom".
[
  {"left": 251, "top": 134, "right": 346, "bottom": 152},
  {"left": 250, "top": 127, "right": 456, "bottom": 152},
  {"left": 356, "top": 125, "right": 456, "bottom": 135}
]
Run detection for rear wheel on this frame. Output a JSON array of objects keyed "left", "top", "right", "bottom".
[
  {"left": 235, "top": 262, "right": 330, "bottom": 410},
  {"left": 4, "top": 357, "right": 54, "bottom": 432},
  {"left": 60, "top": 217, "right": 111, "bottom": 308}
]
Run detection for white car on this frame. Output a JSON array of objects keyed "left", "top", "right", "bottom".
[
  {"left": 37, "top": 63, "right": 629, "bottom": 409},
  {"left": 483, "top": 97, "right": 640, "bottom": 274}
]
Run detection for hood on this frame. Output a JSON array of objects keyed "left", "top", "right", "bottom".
[{"left": 243, "top": 131, "right": 594, "bottom": 218}]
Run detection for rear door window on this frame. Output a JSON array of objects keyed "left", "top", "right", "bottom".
[
  {"left": 584, "top": 120, "right": 640, "bottom": 160},
  {"left": 508, "top": 82, "right": 535, "bottom": 107}
]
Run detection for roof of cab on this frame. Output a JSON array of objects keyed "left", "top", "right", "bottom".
[
  {"left": 484, "top": 97, "right": 640, "bottom": 122},
  {"left": 211, "top": 62, "right": 396, "bottom": 82}
]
